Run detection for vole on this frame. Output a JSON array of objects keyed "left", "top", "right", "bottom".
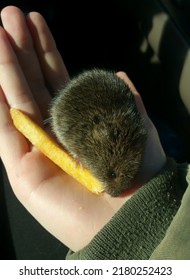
[{"left": 49, "top": 68, "right": 147, "bottom": 197}]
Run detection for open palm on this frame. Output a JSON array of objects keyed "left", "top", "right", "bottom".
[{"left": 0, "top": 6, "right": 132, "bottom": 252}]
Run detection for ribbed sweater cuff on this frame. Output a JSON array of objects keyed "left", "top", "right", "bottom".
[{"left": 66, "top": 158, "right": 184, "bottom": 260}]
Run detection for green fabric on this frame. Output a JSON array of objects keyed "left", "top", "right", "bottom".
[
  {"left": 66, "top": 158, "right": 189, "bottom": 260},
  {"left": 150, "top": 164, "right": 190, "bottom": 259}
]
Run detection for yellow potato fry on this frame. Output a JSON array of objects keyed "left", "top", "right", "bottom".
[{"left": 10, "top": 108, "right": 104, "bottom": 194}]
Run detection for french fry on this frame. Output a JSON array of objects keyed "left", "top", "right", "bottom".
[{"left": 10, "top": 108, "right": 104, "bottom": 194}]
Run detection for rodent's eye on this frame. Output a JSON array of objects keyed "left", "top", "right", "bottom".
[
  {"left": 107, "top": 170, "right": 117, "bottom": 180},
  {"left": 93, "top": 115, "right": 101, "bottom": 124}
]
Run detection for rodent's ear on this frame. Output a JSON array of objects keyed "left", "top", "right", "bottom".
[{"left": 116, "top": 71, "right": 147, "bottom": 116}]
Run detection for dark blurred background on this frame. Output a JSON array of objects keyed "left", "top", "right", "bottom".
[{"left": 0, "top": 0, "right": 190, "bottom": 259}]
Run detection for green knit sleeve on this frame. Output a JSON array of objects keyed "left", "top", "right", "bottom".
[
  {"left": 66, "top": 159, "right": 186, "bottom": 260},
  {"left": 150, "top": 164, "right": 190, "bottom": 259}
]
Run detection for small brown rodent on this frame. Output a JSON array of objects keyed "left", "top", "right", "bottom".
[{"left": 49, "top": 68, "right": 147, "bottom": 197}]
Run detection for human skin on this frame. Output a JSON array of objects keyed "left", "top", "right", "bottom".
[{"left": 0, "top": 6, "right": 166, "bottom": 252}]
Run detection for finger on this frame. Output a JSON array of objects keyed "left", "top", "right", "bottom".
[
  {"left": 26, "top": 11, "right": 69, "bottom": 93},
  {"left": 0, "top": 88, "right": 29, "bottom": 169},
  {"left": 1, "top": 6, "right": 51, "bottom": 118},
  {"left": 116, "top": 71, "right": 138, "bottom": 93},
  {"left": 0, "top": 27, "right": 41, "bottom": 122},
  {"left": 117, "top": 71, "right": 147, "bottom": 115}
]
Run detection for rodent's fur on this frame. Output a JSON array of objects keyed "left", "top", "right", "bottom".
[{"left": 49, "top": 68, "right": 147, "bottom": 196}]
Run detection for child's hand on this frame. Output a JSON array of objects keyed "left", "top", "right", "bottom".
[{"left": 0, "top": 6, "right": 132, "bottom": 252}]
